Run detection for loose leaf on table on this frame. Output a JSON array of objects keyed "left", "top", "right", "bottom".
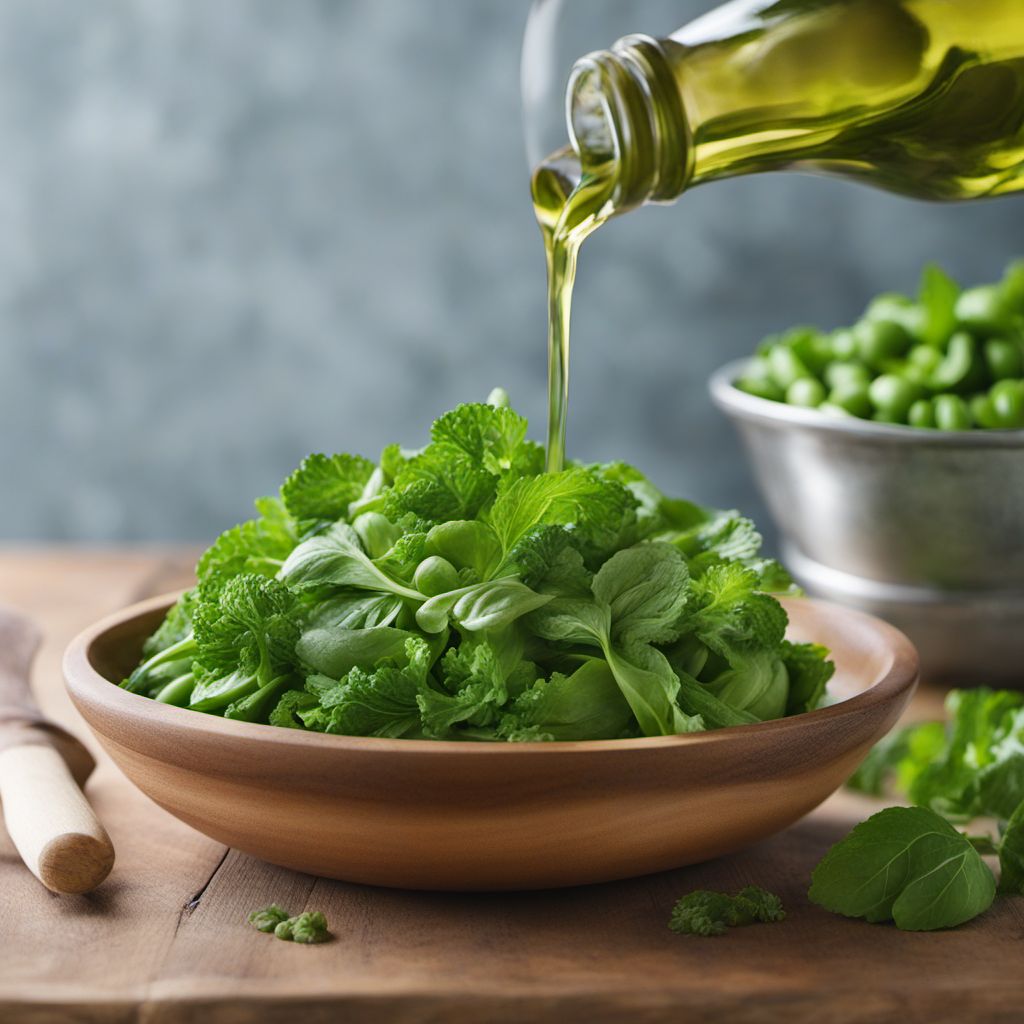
[
  {"left": 909, "top": 689, "right": 1024, "bottom": 819},
  {"left": 669, "top": 886, "right": 785, "bottom": 937},
  {"left": 248, "top": 905, "right": 290, "bottom": 933},
  {"left": 847, "top": 720, "right": 947, "bottom": 797},
  {"left": 809, "top": 806, "right": 996, "bottom": 931},
  {"left": 997, "top": 800, "right": 1024, "bottom": 896},
  {"left": 273, "top": 911, "right": 330, "bottom": 944}
]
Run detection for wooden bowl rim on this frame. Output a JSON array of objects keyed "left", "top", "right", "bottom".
[{"left": 64, "top": 591, "right": 919, "bottom": 757}]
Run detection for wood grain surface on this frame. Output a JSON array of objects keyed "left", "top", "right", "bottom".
[{"left": 0, "top": 548, "right": 1020, "bottom": 1024}]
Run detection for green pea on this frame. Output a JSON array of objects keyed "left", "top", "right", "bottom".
[
  {"left": 930, "top": 331, "right": 986, "bottom": 394},
  {"left": 955, "top": 285, "right": 1015, "bottom": 336},
  {"left": 971, "top": 393, "right": 1001, "bottom": 429},
  {"left": 786, "top": 378, "right": 826, "bottom": 408},
  {"left": 868, "top": 374, "right": 922, "bottom": 423},
  {"left": 829, "top": 328, "right": 858, "bottom": 360},
  {"left": 736, "top": 376, "right": 785, "bottom": 402},
  {"left": 783, "top": 327, "right": 832, "bottom": 374},
  {"left": 989, "top": 379, "right": 1024, "bottom": 428},
  {"left": 414, "top": 555, "right": 460, "bottom": 597},
  {"left": 933, "top": 394, "right": 973, "bottom": 432},
  {"left": 855, "top": 318, "right": 912, "bottom": 369},
  {"left": 893, "top": 359, "right": 933, "bottom": 388},
  {"left": 907, "top": 345, "right": 943, "bottom": 374},
  {"left": 828, "top": 382, "right": 873, "bottom": 418},
  {"left": 768, "top": 345, "right": 813, "bottom": 390},
  {"left": 983, "top": 338, "right": 1024, "bottom": 382},
  {"left": 864, "top": 293, "right": 925, "bottom": 340},
  {"left": 817, "top": 402, "right": 854, "bottom": 418},
  {"left": 907, "top": 399, "right": 936, "bottom": 429},
  {"left": 823, "top": 361, "right": 871, "bottom": 391},
  {"left": 743, "top": 356, "right": 775, "bottom": 381}
]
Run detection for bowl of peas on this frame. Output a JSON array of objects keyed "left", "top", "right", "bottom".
[{"left": 710, "top": 261, "right": 1024, "bottom": 686}]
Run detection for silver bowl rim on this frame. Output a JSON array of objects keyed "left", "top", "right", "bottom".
[{"left": 710, "top": 359, "right": 1024, "bottom": 448}]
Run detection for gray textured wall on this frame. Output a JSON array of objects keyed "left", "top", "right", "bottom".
[{"left": 1, "top": 0, "right": 1022, "bottom": 543}]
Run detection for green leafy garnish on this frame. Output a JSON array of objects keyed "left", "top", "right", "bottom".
[
  {"left": 125, "top": 391, "right": 833, "bottom": 742},
  {"left": 809, "top": 806, "right": 996, "bottom": 931},
  {"left": 248, "top": 904, "right": 290, "bottom": 933},
  {"left": 845, "top": 687, "right": 1024, "bottom": 911},
  {"left": 669, "top": 886, "right": 785, "bottom": 937},
  {"left": 273, "top": 911, "right": 330, "bottom": 944}
]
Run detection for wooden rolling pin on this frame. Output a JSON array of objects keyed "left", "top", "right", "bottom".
[{"left": 0, "top": 607, "right": 114, "bottom": 894}]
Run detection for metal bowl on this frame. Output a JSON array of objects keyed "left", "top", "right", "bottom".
[{"left": 710, "top": 360, "right": 1024, "bottom": 686}]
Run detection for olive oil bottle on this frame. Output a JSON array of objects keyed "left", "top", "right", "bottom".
[{"left": 533, "top": 0, "right": 1024, "bottom": 470}]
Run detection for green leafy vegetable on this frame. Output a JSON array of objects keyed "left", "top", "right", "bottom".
[
  {"left": 248, "top": 904, "right": 290, "bottom": 933},
  {"left": 809, "top": 806, "right": 996, "bottom": 931},
  {"left": 281, "top": 453, "right": 376, "bottom": 523},
  {"left": 126, "top": 391, "right": 831, "bottom": 743},
  {"left": 669, "top": 886, "right": 785, "bottom": 937},
  {"left": 274, "top": 911, "right": 330, "bottom": 944},
  {"left": 998, "top": 801, "right": 1024, "bottom": 896}
]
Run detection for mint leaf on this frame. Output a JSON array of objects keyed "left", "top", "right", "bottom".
[
  {"left": 809, "top": 806, "right": 996, "bottom": 931},
  {"left": 847, "top": 720, "right": 946, "bottom": 797},
  {"left": 998, "top": 800, "right": 1024, "bottom": 895},
  {"left": 910, "top": 689, "right": 1024, "bottom": 819},
  {"left": 281, "top": 453, "right": 376, "bottom": 522}
]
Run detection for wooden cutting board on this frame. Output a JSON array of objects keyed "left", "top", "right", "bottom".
[{"left": 0, "top": 548, "right": 1020, "bottom": 1024}]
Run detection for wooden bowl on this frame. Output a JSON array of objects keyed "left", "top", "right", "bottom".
[{"left": 64, "top": 594, "right": 917, "bottom": 890}]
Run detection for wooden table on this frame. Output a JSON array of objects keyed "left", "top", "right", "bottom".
[{"left": 1, "top": 549, "right": 1021, "bottom": 1024}]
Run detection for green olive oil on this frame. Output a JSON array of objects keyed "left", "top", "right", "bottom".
[{"left": 533, "top": 0, "right": 1024, "bottom": 470}]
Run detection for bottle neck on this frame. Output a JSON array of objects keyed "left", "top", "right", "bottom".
[{"left": 567, "top": 35, "right": 692, "bottom": 212}]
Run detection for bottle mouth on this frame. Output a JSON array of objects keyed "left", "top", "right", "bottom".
[{"left": 566, "top": 35, "right": 691, "bottom": 210}]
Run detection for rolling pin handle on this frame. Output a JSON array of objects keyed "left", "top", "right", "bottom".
[{"left": 0, "top": 744, "right": 114, "bottom": 894}]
